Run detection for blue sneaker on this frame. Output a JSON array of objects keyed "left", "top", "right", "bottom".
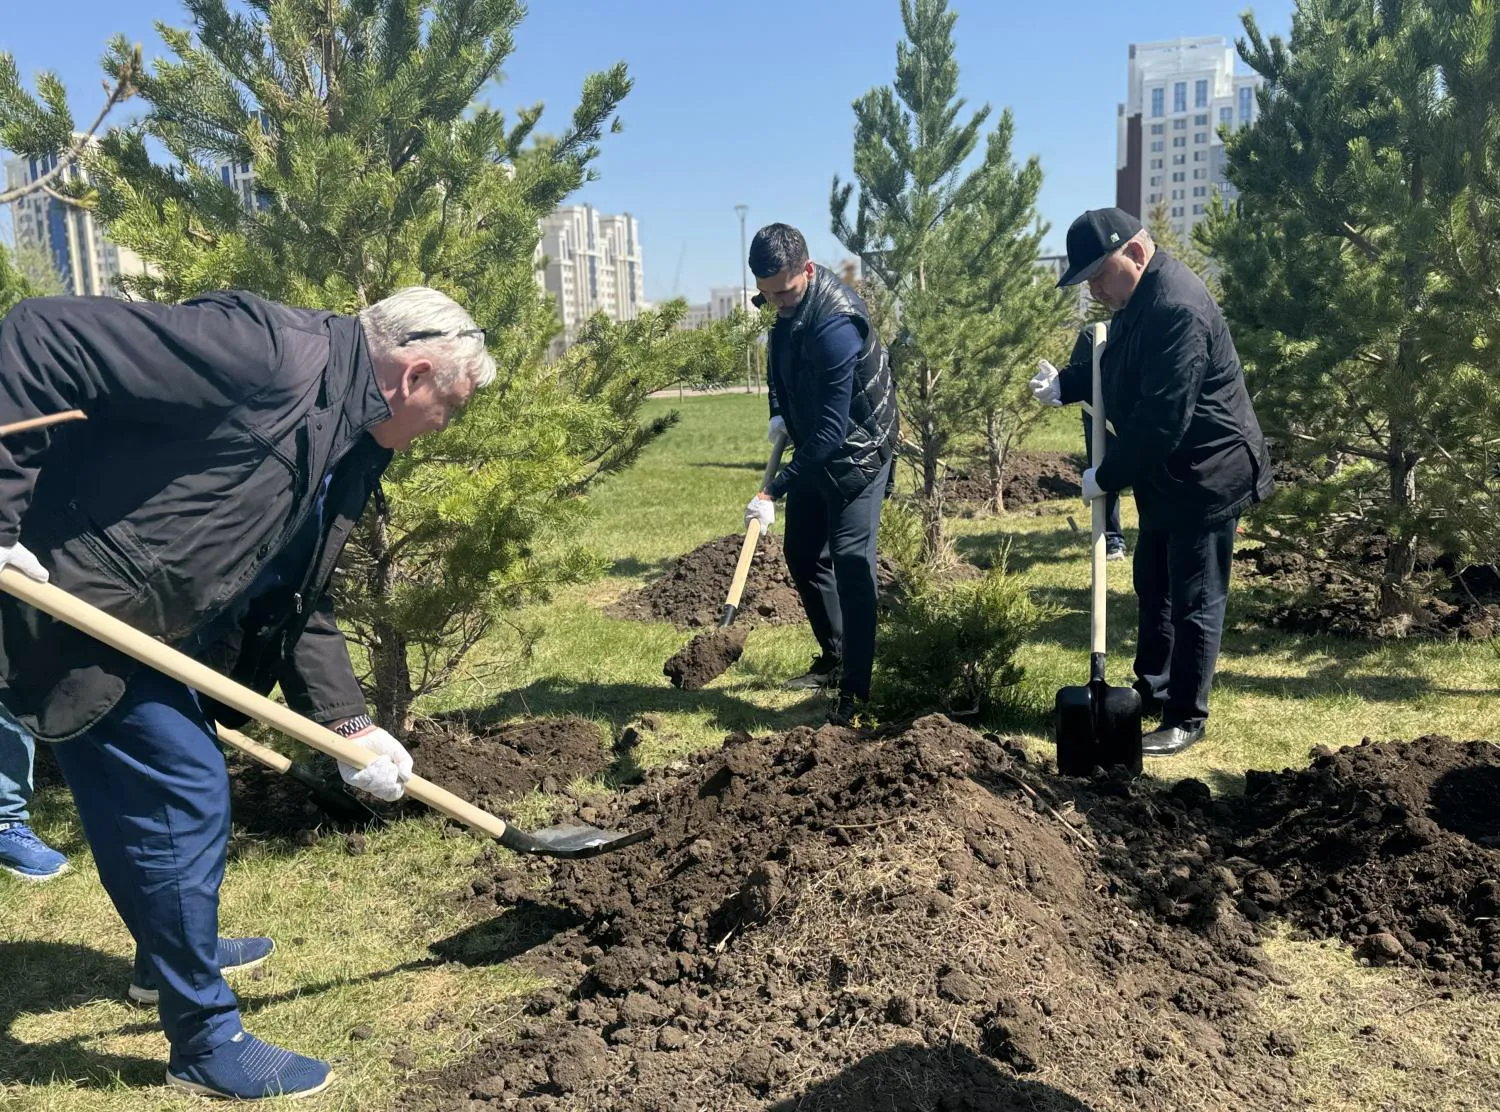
[
  {"left": 0, "top": 822, "right": 69, "bottom": 881},
  {"left": 130, "top": 937, "right": 277, "bottom": 1005},
  {"left": 167, "top": 1029, "right": 333, "bottom": 1100}
]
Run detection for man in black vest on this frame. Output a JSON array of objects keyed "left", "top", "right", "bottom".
[
  {"left": 1030, "top": 208, "right": 1273, "bottom": 756},
  {"left": 743, "top": 224, "right": 897, "bottom": 726},
  {"left": 0, "top": 285, "right": 492, "bottom": 1099}
]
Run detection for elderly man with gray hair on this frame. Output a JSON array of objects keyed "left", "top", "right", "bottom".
[{"left": 0, "top": 285, "right": 493, "bottom": 1099}]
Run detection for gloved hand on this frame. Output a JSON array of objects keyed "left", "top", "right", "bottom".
[
  {"left": 0, "top": 542, "right": 49, "bottom": 583},
  {"left": 1029, "top": 360, "right": 1062, "bottom": 406},
  {"left": 745, "top": 494, "right": 775, "bottom": 533},
  {"left": 1081, "top": 467, "right": 1105, "bottom": 504},
  {"left": 768, "top": 415, "right": 787, "bottom": 444},
  {"left": 337, "top": 727, "right": 413, "bottom": 802}
]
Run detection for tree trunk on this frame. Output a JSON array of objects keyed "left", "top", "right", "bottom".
[
  {"left": 919, "top": 361, "right": 943, "bottom": 559},
  {"left": 366, "top": 506, "right": 415, "bottom": 736},
  {"left": 985, "top": 409, "right": 1006, "bottom": 515},
  {"left": 1378, "top": 445, "right": 1420, "bottom": 618}
]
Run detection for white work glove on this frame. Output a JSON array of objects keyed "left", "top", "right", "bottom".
[
  {"left": 745, "top": 494, "right": 775, "bottom": 533},
  {"left": 1029, "top": 360, "right": 1062, "bottom": 406},
  {"left": 337, "top": 726, "right": 413, "bottom": 802},
  {"left": 768, "top": 415, "right": 787, "bottom": 444},
  {"left": 1081, "top": 467, "right": 1105, "bottom": 504},
  {"left": 0, "top": 542, "right": 49, "bottom": 583}
]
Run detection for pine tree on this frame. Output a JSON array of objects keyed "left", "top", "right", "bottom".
[
  {"left": 1146, "top": 197, "right": 1219, "bottom": 298},
  {"left": 1204, "top": 1, "right": 1500, "bottom": 618},
  {"left": 5, "top": 4, "right": 758, "bottom": 729},
  {"left": 831, "top": 0, "right": 1069, "bottom": 552}
]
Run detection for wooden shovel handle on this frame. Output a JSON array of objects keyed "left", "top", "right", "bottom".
[
  {"left": 0, "top": 410, "right": 86, "bottom": 437},
  {"left": 0, "top": 570, "right": 511, "bottom": 841},
  {"left": 216, "top": 725, "right": 293, "bottom": 774},
  {"left": 1089, "top": 322, "right": 1108, "bottom": 658},
  {"left": 726, "top": 432, "right": 788, "bottom": 612}
]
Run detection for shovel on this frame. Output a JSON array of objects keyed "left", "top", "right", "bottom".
[
  {"left": 216, "top": 724, "right": 382, "bottom": 826},
  {"left": 0, "top": 571, "right": 651, "bottom": 858},
  {"left": 1054, "top": 322, "right": 1143, "bottom": 777},
  {"left": 664, "top": 431, "right": 787, "bottom": 690}
]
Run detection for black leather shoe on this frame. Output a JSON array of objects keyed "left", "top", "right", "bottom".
[
  {"left": 785, "top": 654, "right": 841, "bottom": 691},
  {"left": 1142, "top": 724, "right": 1205, "bottom": 757}
]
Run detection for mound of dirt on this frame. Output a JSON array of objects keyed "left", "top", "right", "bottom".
[
  {"left": 945, "top": 451, "right": 1085, "bottom": 510},
  {"left": 1236, "top": 542, "right": 1500, "bottom": 641},
  {"left": 609, "top": 534, "right": 902, "bottom": 631},
  {"left": 1230, "top": 735, "right": 1500, "bottom": 983},
  {"left": 399, "top": 717, "right": 1295, "bottom": 1112},
  {"left": 405, "top": 717, "right": 618, "bottom": 814}
]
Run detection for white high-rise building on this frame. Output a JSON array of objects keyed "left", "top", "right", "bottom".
[
  {"left": 6, "top": 147, "right": 149, "bottom": 297},
  {"left": 1115, "top": 37, "right": 1262, "bottom": 242},
  {"left": 709, "top": 286, "right": 752, "bottom": 320},
  {"left": 536, "top": 204, "right": 645, "bottom": 356}
]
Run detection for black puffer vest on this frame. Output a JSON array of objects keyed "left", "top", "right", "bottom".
[{"left": 766, "top": 265, "right": 897, "bottom": 500}]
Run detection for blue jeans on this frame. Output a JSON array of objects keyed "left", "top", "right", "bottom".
[
  {"left": 50, "top": 667, "right": 241, "bottom": 1057},
  {"left": 0, "top": 704, "right": 36, "bottom": 825}
]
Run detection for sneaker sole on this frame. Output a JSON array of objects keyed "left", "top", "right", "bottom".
[
  {"left": 0, "top": 860, "right": 70, "bottom": 882},
  {"left": 165, "top": 1068, "right": 334, "bottom": 1101},
  {"left": 130, "top": 945, "right": 277, "bottom": 1005}
]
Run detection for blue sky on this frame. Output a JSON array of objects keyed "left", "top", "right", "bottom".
[{"left": 4, "top": 0, "right": 1294, "bottom": 303}]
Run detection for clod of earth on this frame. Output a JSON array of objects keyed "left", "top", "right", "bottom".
[{"left": 663, "top": 627, "right": 748, "bottom": 690}]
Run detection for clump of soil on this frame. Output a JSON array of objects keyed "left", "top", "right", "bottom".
[
  {"left": 1237, "top": 540, "right": 1500, "bottom": 641},
  {"left": 945, "top": 451, "right": 1085, "bottom": 510},
  {"left": 405, "top": 716, "right": 618, "bottom": 814},
  {"left": 663, "top": 627, "right": 747, "bottom": 690},
  {"left": 609, "top": 534, "right": 902, "bottom": 631},
  {"left": 399, "top": 717, "right": 1294, "bottom": 1112},
  {"left": 1231, "top": 735, "right": 1500, "bottom": 982}
]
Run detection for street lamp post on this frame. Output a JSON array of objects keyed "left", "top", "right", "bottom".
[{"left": 735, "top": 203, "right": 754, "bottom": 394}]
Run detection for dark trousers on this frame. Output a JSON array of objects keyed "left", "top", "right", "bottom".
[
  {"left": 1132, "top": 517, "right": 1238, "bottom": 730},
  {"left": 782, "top": 461, "right": 890, "bottom": 700},
  {"left": 50, "top": 668, "right": 240, "bottom": 1058},
  {"left": 1081, "top": 411, "right": 1123, "bottom": 543}
]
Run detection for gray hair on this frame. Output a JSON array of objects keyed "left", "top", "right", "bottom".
[{"left": 359, "top": 287, "right": 496, "bottom": 389}]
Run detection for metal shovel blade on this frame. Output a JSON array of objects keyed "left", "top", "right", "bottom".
[
  {"left": 498, "top": 822, "right": 653, "bottom": 859},
  {"left": 1055, "top": 673, "right": 1143, "bottom": 777}
]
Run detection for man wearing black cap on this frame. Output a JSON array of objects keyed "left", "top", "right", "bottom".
[{"left": 1029, "top": 207, "right": 1273, "bottom": 756}]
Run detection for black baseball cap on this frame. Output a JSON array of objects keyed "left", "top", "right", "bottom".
[{"left": 1056, "top": 208, "right": 1144, "bottom": 287}]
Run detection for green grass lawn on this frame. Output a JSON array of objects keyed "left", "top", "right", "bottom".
[{"left": 4, "top": 392, "right": 1497, "bottom": 1110}]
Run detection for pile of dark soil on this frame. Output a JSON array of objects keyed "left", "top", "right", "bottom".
[
  {"left": 399, "top": 717, "right": 1295, "bottom": 1112},
  {"left": 945, "top": 450, "right": 1085, "bottom": 511},
  {"left": 404, "top": 716, "right": 618, "bottom": 814},
  {"left": 609, "top": 534, "right": 901, "bottom": 631},
  {"left": 213, "top": 717, "right": 619, "bottom": 840},
  {"left": 1230, "top": 735, "right": 1500, "bottom": 982},
  {"left": 1236, "top": 540, "right": 1500, "bottom": 641}
]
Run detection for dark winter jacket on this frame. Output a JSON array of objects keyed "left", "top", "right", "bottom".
[
  {"left": 761, "top": 265, "right": 897, "bottom": 501},
  {"left": 0, "top": 290, "right": 388, "bottom": 741},
  {"left": 1057, "top": 252, "right": 1274, "bottom": 531}
]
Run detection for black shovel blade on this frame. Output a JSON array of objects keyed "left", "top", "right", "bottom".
[
  {"left": 1054, "top": 680, "right": 1144, "bottom": 777},
  {"left": 498, "top": 822, "right": 653, "bottom": 859},
  {"left": 1054, "top": 683, "right": 1100, "bottom": 777}
]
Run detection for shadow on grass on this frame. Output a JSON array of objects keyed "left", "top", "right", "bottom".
[
  {"left": 0, "top": 941, "right": 161, "bottom": 1089},
  {"left": 605, "top": 556, "right": 673, "bottom": 581},
  {"left": 426, "top": 899, "right": 587, "bottom": 967},
  {"left": 955, "top": 524, "right": 1091, "bottom": 575},
  {"left": 691, "top": 460, "right": 767, "bottom": 472},
  {"left": 766, "top": 1041, "right": 1100, "bottom": 1111},
  {"left": 473, "top": 675, "right": 820, "bottom": 736}
]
